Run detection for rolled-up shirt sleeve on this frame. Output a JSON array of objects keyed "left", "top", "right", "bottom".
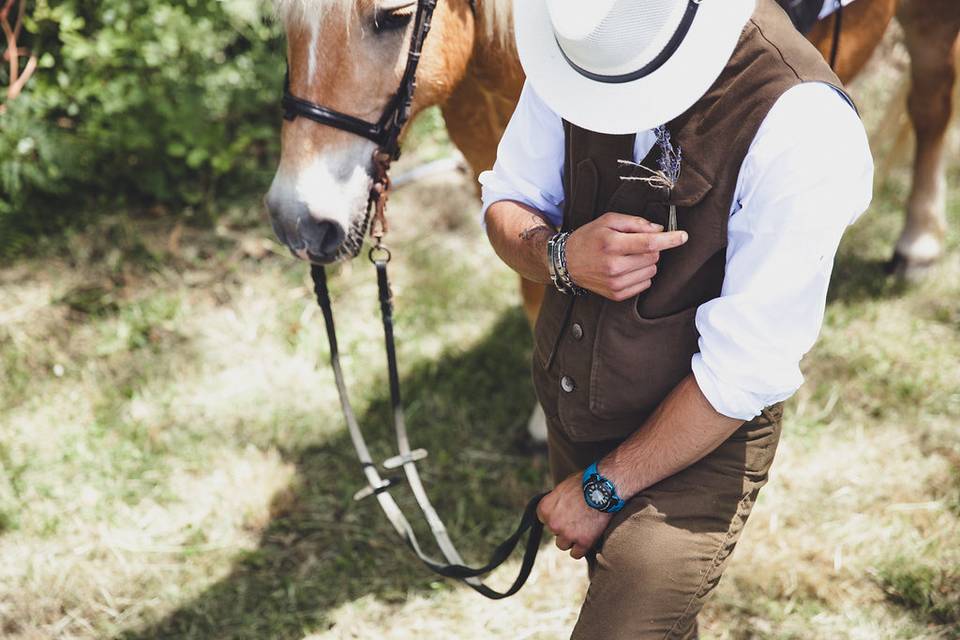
[
  {"left": 479, "top": 82, "right": 567, "bottom": 228},
  {"left": 692, "top": 82, "right": 874, "bottom": 420}
]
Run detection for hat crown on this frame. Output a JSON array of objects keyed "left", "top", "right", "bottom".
[{"left": 547, "top": 0, "right": 690, "bottom": 77}]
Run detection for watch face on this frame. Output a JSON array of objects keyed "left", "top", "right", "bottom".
[{"left": 584, "top": 478, "right": 612, "bottom": 510}]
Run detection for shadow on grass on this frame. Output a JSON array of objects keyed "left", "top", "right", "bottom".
[
  {"left": 118, "top": 308, "right": 550, "bottom": 640},
  {"left": 827, "top": 248, "right": 909, "bottom": 305}
]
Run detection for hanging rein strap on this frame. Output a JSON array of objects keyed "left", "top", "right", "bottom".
[
  {"left": 286, "top": 0, "right": 547, "bottom": 598},
  {"left": 311, "top": 263, "right": 546, "bottom": 599}
]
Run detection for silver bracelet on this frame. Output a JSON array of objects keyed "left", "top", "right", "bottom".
[
  {"left": 547, "top": 232, "right": 586, "bottom": 296},
  {"left": 547, "top": 232, "right": 565, "bottom": 293},
  {"left": 557, "top": 233, "right": 586, "bottom": 296}
]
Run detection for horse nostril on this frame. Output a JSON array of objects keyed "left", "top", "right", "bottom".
[
  {"left": 269, "top": 215, "right": 289, "bottom": 247},
  {"left": 300, "top": 216, "right": 346, "bottom": 257}
]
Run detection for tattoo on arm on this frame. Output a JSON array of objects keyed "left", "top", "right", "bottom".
[
  {"left": 485, "top": 201, "right": 556, "bottom": 283},
  {"left": 520, "top": 223, "right": 553, "bottom": 242}
]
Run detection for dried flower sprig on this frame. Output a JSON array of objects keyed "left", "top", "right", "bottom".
[{"left": 619, "top": 125, "right": 683, "bottom": 230}]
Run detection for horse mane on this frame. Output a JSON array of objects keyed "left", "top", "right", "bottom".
[
  {"left": 273, "top": 0, "right": 514, "bottom": 47},
  {"left": 477, "top": 0, "right": 513, "bottom": 48}
]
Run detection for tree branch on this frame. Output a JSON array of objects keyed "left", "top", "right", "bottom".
[{"left": 1, "top": 0, "right": 34, "bottom": 114}]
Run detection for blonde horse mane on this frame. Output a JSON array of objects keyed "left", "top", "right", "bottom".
[{"left": 273, "top": 0, "right": 513, "bottom": 46}]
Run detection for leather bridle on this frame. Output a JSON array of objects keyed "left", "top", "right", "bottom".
[{"left": 281, "top": 0, "right": 546, "bottom": 600}]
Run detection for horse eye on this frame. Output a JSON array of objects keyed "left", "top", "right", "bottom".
[{"left": 373, "top": 9, "right": 414, "bottom": 34}]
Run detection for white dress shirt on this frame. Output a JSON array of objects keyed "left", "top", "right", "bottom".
[
  {"left": 479, "top": 81, "right": 873, "bottom": 420},
  {"left": 819, "top": 0, "right": 857, "bottom": 20}
]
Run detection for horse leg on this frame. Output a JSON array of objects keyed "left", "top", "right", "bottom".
[
  {"left": 891, "top": 1, "right": 960, "bottom": 276},
  {"left": 518, "top": 277, "right": 547, "bottom": 444},
  {"left": 442, "top": 53, "right": 549, "bottom": 444},
  {"left": 442, "top": 67, "right": 547, "bottom": 329}
]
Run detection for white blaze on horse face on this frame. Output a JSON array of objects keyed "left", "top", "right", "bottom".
[
  {"left": 267, "top": 137, "right": 377, "bottom": 238},
  {"left": 307, "top": 20, "right": 321, "bottom": 83}
]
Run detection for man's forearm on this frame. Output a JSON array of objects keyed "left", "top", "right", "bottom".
[
  {"left": 484, "top": 200, "right": 556, "bottom": 284},
  {"left": 602, "top": 374, "right": 744, "bottom": 498}
]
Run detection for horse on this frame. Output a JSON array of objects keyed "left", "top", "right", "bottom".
[
  {"left": 806, "top": 0, "right": 960, "bottom": 275},
  {"left": 264, "top": 0, "right": 960, "bottom": 440}
]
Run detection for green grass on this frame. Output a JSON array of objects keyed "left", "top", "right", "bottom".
[{"left": 878, "top": 558, "right": 960, "bottom": 626}]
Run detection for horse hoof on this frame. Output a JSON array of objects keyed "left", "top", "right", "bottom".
[
  {"left": 885, "top": 251, "right": 939, "bottom": 282},
  {"left": 527, "top": 404, "right": 548, "bottom": 446}
]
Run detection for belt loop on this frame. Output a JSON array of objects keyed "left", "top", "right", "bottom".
[{"left": 759, "top": 404, "right": 782, "bottom": 425}]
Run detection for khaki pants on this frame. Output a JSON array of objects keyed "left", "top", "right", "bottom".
[{"left": 547, "top": 406, "right": 783, "bottom": 640}]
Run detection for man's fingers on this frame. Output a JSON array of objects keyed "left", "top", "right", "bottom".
[
  {"left": 608, "top": 279, "right": 654, "bottom": 302},
  {"left": 608, "top": 252, "right": 660, "bottom": 277},
  {"left": 555, "top": 535, "right": 573, "bottom": 551},
  {"left": 536, "top": 497, "right": 555, "bottom": 527},
  {"left": 601, "top": 212, "right": 664, "bottom": 234},
  {"left": 616, "top": 229, "right": 688, "bottom": 255},
  {"left": 570, "top": 545, "right": 588, "bottom": 560},
  {"left": 610, "top": 265, "right": 657, "bottom": 293}
]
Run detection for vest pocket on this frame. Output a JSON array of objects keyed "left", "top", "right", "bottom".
[
  {"left": 533, "top": 289, "right": 572, "bottom": 369},
  {"left": 588, "top": 303, "right": 701, "bottom": 422}
]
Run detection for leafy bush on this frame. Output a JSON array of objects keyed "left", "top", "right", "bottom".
[{"left": 0, "top": 0, "right": 285, "bottom": 255}]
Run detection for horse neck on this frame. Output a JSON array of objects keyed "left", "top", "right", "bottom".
[{"left": 442, "top": 0, "right": 524, "bottom": 175}]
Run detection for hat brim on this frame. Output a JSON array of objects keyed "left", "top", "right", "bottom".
[{"left": 513, "top": 0, "right": 757, "bottom": 134}]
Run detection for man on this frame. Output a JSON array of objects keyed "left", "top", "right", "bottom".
[{"left": 480, "top": 0, "right": 873, "bottom": 637}]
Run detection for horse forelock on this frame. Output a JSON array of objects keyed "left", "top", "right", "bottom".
[
  {"left": 272, "top": 0, "right": 355, "bottom": 26},
  {"left": 274, "top": 0, "right": 514, "bottom": 47}
]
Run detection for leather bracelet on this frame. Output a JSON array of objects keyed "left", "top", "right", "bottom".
[
  {"left": 554, "top": 232, "right": 586, "bottom": 296},
  {"left": 546, "top": 233, "right": 566, "bottom": 293}
]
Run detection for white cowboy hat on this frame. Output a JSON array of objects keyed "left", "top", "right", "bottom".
[{"left": 513, "top": 0, "right": 757, "bottom": 134}]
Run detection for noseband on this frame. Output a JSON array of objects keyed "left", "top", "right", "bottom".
[{"left": 281, "top": 0, "right": 546, "bottom": 600}]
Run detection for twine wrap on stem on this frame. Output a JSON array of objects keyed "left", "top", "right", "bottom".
[{"left": 619, "top": 125, "right": 683, "bottom": 231}]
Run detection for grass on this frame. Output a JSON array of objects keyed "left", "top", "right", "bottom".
[
  {"left": 878, "top": 558, "right": 960, "bottom": 626},
  {"left": 2, "top": 62, "right": 960, "bottom": 640}
]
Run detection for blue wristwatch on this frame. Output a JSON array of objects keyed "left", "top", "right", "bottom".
[{"left": 582, "top": 462, "right": 625, "bottom": 513}]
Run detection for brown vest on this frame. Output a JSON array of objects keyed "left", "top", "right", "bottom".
[{"left": 532, "top": 0, "right": 851, "bottom": 443}]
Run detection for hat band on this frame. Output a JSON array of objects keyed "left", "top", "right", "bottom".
[{"left": 556, "top": 0, "right": 701, "bottom": 85}]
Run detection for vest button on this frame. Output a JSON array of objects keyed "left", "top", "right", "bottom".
[
  {"left": 570, "top": 323, "right": 584, "bottom": 341},
  {"left": 561, "top": 376, "right": 576, "bottom": 393}
]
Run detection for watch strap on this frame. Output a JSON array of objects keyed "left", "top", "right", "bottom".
[{"left": 582, "top": 462, "right": 626, "bottom": 514}]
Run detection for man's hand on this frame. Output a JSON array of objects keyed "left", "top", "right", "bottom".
[
  {"left": 537, "top": 472, "right": 613, "bottom": 560},
  {"left": 565, "top": 212, "right": 688, "bottom": 301}
]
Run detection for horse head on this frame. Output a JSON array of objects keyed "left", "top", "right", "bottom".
[{"left": 266, "top": 0, "right": 479, "bottom": 263}]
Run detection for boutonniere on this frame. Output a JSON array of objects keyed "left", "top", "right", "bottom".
[{"left": 618, "top": 125, "right": 683, "bottom": 231}]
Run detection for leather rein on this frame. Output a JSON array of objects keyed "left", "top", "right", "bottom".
[{"left": 281, "top": 0, "right": 546, "bottom": 600}]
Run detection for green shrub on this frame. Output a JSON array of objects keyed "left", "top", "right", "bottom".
[{"left": 0, "top": 0, "right": 285, "bottom": 256}]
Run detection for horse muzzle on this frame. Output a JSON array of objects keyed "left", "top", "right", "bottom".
[{"left": 265, "top": 195, "right": 348, "bottom": 264}]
